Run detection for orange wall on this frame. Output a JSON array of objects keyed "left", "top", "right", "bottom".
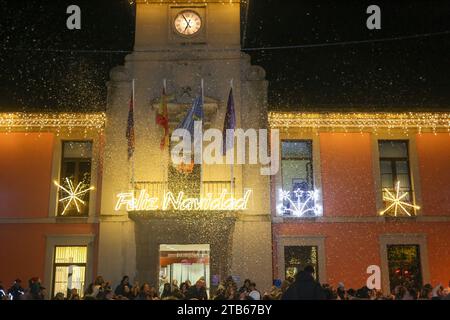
[
  {"left": 320, "top": 133, "right": 377, "bottom": 216},
  {"left": 0, "top": 133, "right": 54, "bottom": 218},
  {"left": 416, "top": 133, "right": 450, "bottom": 216},
  {"left": 273, "top": 222, "right": 450, "bottom": 289},
  {"left": 0, "top": 224, "right": 98, "bottom": 287}
]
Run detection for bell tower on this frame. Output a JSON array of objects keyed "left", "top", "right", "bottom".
[
  {"left": 134, "top": 0, "right": 241, "bottom": 51},
  {"left": 99, "top": 0, "right": 273, "bottom": 292}
]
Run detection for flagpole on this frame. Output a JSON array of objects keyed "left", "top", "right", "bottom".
[
  {"left": 131, "top": 78, "right": 136, "bottom": 188},
  {"left": 163, "top": 79, "right": 167, "bottom": 189},
  {"left": 229, "top": 79, "right": 235, "bottom": 197},
  {"left": 200, "top": 79, "right": 204, "bottom": 196}
]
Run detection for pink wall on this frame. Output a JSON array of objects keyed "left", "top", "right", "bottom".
[
  {"left": 273, "top": 222, "right": 450, "bottom": 289},
  {"left": 0, "top": 224, "right": 98, "bottom": 287},
  {"left": 416, "top": 133, "right": 450, "bottom": 216},
  {"left": 320, "top": 133, "right": 377, "bottom": 216},
  {"left": 0, "top": 133, "right": 54, "bottom": 218}
]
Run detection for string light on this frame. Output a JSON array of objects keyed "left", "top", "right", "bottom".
[
  {"left": 54, "top": 178, "right": 95, "bottom": 215},
  {"left": 269, "top": 112, "right": 450, "bottom": 133},
  {"left": 278, "top": 188, "right": 322, "bottom": 217},
  {"left": 0, "top": 113, "right": 106, "bottom": 133},
  {"left": 379, "top": 181, "right": 420, "bottom": 217}
]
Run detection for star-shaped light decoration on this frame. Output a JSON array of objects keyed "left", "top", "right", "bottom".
[
  {"left": 54, "top": 178, "right": 94, "bottom": 215},
  {"left": 279, "top": 188, "right": 322, "bottom": 217},
  {"left": 380, "top": 181, "right": 420, "bottom": 217}
]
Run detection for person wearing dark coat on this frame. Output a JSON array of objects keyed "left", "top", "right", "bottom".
[
  {"left": 114, "top": 276, "right": 132, "bottom": 297},
  {"left": 8, "top": 279, "right": 24, "bottom": 300},
  {"left": 281, "top": 265, "right": 326, "bottom": 300},
  {"left": 185, "top": 279, "right": 208, "bottom": 300}
]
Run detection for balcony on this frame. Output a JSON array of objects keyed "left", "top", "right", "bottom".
[{"left": 134, "top": 180, "right": 237, "bottom": 199}]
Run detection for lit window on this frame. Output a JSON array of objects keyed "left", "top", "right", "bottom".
[
  {"left": 58, "top": 141, "right": 92, "bottom": 216},
  {"left": 387, "top": 245, "right": 422, "bottom": 292},
  {"left": 284, "top": 246, "right": 319, "bottom": 281},
  {"left": 378, "top": 140, "right": 417, "bottom": 216},
  {"left": 280, "top": 141, "right": 317, "bottom": 217},
  {"left": 52, "top": 246, "right": 87, "bottom": 298}
]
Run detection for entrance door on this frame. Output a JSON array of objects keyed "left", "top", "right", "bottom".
[
  {"left": 159, "top": 244, "right": 210, "bottom": 294},
  {"left": 387, "top": 244, "right": 423, "bottom": 291}
]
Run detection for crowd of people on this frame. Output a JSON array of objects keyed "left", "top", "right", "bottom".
[{"left": 1, "top": 266, "right": 449, "bottom": 300}]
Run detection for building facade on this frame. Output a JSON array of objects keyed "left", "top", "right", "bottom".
[
  {"left": 270, "top": 112, "right": 450, "bottom": 293},
  {"left": 1, "top": 1, "right": 450, "bottom": 298}
]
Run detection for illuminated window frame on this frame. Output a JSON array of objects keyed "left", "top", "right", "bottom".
[{"left": 52, "top": 246, "right": 88, "bottom": 298}]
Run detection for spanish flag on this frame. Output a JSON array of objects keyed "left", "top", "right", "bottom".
[{"left": 156, "top": 87, "right": 169, "bottom": 150}]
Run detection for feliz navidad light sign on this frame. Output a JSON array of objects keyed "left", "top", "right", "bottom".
[{"left": 115, "top": 189, "right": 252, "bottom": 212}]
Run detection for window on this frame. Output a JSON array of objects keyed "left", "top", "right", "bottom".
[
  {"left": 280, "top": 141, "right": 316, "bottom": 216},
  {"left": 378, "top": 140, "right": 416, "bottom": 215},
  {"left": 52, "top": 246, "right": 87, "bottom": 298},
  {"left": 284, "top": 246, "right": 319, "bottom": 281},
  {"left": 58, "top": 141, "right": 92, "bottom": 216},
  {"left": 387, "top": 245, "right": 423, "bottom": 292},
  {"left": 281, "top": 141, "right": 313, "bottom": 192}
]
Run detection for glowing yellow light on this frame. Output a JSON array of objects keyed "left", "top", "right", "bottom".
[
  {"left": 379, "top": 181, "right": 420, "bottom": 217},
  {"left": 115, "top": 189, "right": 252, "bottom": 212},
  {"left": 269, "top": 112, "right": 450, "bottom": 132},
  {"left": 55, "top": 178, "right": 95, "bottom": 215},
  {"left": 0, "top": 112, "right": 106, "bottom": 133}
]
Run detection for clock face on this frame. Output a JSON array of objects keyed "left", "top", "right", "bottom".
[{"left": 174, "top": 11, "right": 202, "bottom": 36}]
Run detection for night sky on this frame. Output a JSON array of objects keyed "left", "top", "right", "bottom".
[{"left": 1, "top": 0, "right": 450, "bottom": 112}]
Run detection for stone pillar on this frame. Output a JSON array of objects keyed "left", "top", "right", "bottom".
[
  {"left": 229, "top": 56, "right": 273, "bottom": 292},
  {"left": 97, "top": 66, "right": 137, "bottom": 283}
]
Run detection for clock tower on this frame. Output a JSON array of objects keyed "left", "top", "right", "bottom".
[{"left": 99, "top": 0, "right": 273, "bottom": 292}]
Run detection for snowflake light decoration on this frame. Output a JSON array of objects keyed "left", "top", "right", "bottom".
[
  {"left": 54, "top": 178, "right": 94, "bottom": 215},
  {"left": 278, "top": 188, "right": 322, "bottom": 217},
  {"left": 380, "top": 181, "right": 420, "bottom": 217}
]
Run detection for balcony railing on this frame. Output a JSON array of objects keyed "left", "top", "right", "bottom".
[{"left": 134, "top": 180, "right": 237, "bottom": 199}]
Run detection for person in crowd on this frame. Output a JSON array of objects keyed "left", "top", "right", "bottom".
[
  {"left": 149, "top": 285, "right": 160, "bottom": 300},
  {"left": 336, "top": 283, "right": 347, "bottom": 300},
  {"left": 179, "top": 281, "right": 189, "bottom": 298},
  {"left": 0, "top": 282, "right": 7, "bottom": 300},
  {"left": 431, "top": 284, "right": 445, "bottom": 300},
  {"left": 8, "top": 278, "right": 24, "bottom": 300},
  {"left": 419, "top": 284, "right": 433, "bottom": 300},
  {"left": 239, "top": 279, "right": 251, "bottom": 294},
  {"left": 281, "top": 265, "right": 326, "bottom": 300},
  {"left": 129, "top": 281, "right": 140, "bottom": 299},
  {"left": 161, "top": 282, "right": 172, "bottom": 299},
  {"left": 186, "top": 278, "right": 208, "bottom": 300},
  {"left": 114, "top": 275, "right": 132, "bottom": 297},
  {"left": 67, "top": 288, "right": 80, "bottom": 300},
  {"left": 84, "top": 283, "right": 96, "bottom": 299},
  {"left": 213, "top": 284, "right": 227, "bottom": 300},
  {"left": 225, "top": 285, "right": 239, "bottom": 300},
  {"left": 135, "top": 283, "right": 152, "bottom": 300},
  {"left": 28, "top": 277, "right": 45, "bottom": 300},
  {"left": 248, "top": 282, "right": 261, "bottom": 300},
  {"left": 53, "top": 292, "right": 65, "bottom": 300}
]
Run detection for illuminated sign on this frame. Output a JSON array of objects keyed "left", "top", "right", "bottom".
[
  {"left": 115, "top": 189, "right": 252, "bottom": 212},
  {"left": 277, "top": 188, "right": 323, "bottom": 217}
]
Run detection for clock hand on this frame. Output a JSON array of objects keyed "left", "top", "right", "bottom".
[
  {"left": 184, "top": 19, "right": 192, "bottom": 32},
  {"left": 182, "top": 14, "right": 189, "bottom": 25}
]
